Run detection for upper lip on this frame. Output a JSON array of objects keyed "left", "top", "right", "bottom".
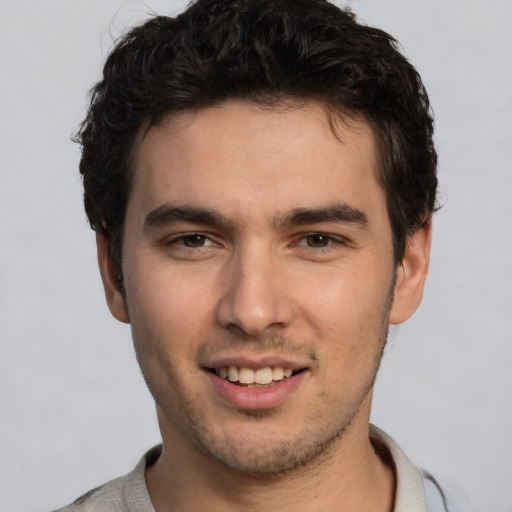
[{"left": 203, "top": 354, "right": 310, "bottom": 371}]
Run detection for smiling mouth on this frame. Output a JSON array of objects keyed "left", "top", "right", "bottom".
[{"left": 207, "top": 366, "right": 305, "bottom": 387}]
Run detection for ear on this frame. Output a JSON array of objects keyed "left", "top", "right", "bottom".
[
  {"left": 96, "top": 231, "right": 130, "bottom": 323},
  {"left": 389, "top": 219, "right": 432, "bottom": 325}
]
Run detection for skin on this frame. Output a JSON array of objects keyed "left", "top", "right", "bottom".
[{"left": 97, "top": 101, "right": 431, "bottom": 512}]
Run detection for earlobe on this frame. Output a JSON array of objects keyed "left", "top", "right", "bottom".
[
  {"left": 389, "top": 219, "right": 432, "bottom": 325},
  {"left": 96, "top": 232, "right": 130, "bottom": 324}
]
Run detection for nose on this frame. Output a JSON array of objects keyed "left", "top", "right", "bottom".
[{"left": 216, "top": 246, "right": 294, "bottom": 336}]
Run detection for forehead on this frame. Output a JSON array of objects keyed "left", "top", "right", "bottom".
[{"left": 128, "top": 101, "right": 385, "bottom": 227}]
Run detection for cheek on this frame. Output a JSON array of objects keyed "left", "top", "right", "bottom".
[
  {"left": 126, "top": 265, "right": 217, "bottom": 344},
  {"left": 298, "top": 267, "right": 387, "bottom": 333},
  {"left": 297, "top": 268, "right": 391, "bottom": 374}
]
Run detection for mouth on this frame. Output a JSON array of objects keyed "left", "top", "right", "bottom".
[
  {"left": 207, "top": 366, "right": 305, "bottom": 387},
  {"left": 204, "top": 361, "right": 310, "bottom": 410}
]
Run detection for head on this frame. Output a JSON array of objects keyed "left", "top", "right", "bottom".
[
  {"left": 77, "top": 0, "right": 437, "bottom": 292},
  {"left": 78, "top": 0, "right": 437, "bottom": 478}
]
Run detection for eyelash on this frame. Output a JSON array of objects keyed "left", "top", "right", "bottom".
[
  {"left": 295, "top": 233, "right": 345, "bottom": 249},
  {"left": 165, "top": 233, "right": 217, "bottom": 249},
  {"left": 164, "top": 232, "right": 345, "bottom": 251}
]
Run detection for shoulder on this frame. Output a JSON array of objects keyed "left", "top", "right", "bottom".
[
  {"left": 51, "top": 445, "right": 161, "bottom": 512},
  {"left": 370, "top": 425, "right": 474, "bottom": 512},
  {"left": 421, "top": 470, "right": 477, "bottom": 512},
  {"left": 51, "top": 476, "right": 126, "bottom": 512}
]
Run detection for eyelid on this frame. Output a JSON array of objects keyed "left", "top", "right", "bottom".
[
  {"left": 294, "top": 232, "right": 347, "bottom": 247},
  {"left": 163, "top": 231, "right": 218, "bottom": 247},
  {"left": 160, "top": 230, "right": 349, "bottom": 249}
]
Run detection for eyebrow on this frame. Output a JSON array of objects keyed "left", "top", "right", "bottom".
[
  {"left": 144, "top": 204, "right": 232, "bottom": 230},
  {"left": 277, "top": 204, "right": 369, "bottom": 229},
  {"left": 144, "top": 202, "right": 369, "bottom": 231}
]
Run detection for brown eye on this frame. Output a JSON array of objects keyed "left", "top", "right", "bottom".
[
  {"left": 181, "top": 234, "right": 207, "bottom": 247},
  {"left": 305, "top": 234, "right": 331, "bottom": 247}
]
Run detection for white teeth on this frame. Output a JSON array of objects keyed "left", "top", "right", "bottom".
[
  {"left": 272, "top": 367, "right": 284, "bottom": 380},
  {"left": 254, "top": 367, "right": 273, "bottom": 385},
  {"left": 238, "top": 367, "right": 255, "bottom": 384},
  {"left": 215, "top": 366, "right": 295, "bottom": 384},
  {"left": 227, "top": 366, "right": 239, "bottom": 382}
]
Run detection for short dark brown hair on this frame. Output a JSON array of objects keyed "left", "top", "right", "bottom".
[{"left": 76, "top": 0, "right": 437, "bottom": 287}]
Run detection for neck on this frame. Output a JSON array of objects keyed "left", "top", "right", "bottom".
[{"left": 146, "top": 408, "right": 395, "bottom": 512}]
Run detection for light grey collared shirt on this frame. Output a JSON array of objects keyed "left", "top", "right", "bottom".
[{"left": 53, "top": 426, "right": 467, "bottom": 512}]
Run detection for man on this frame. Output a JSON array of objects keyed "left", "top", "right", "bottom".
[{"left": 57, "top": 0, "right": 455, "bottom": 510}]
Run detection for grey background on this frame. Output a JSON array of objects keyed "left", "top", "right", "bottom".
[{"left": 0, "top": 1, "right": 511, "bottom": 511}]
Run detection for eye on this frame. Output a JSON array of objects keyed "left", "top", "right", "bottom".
[
  {"left": 179, "top": 233, "right": 210, "bottom": 248},
  {"left": 161, "top": 232, "right": 221, "bottom": 260},
  {"left": 172, "top": 233, "right": 212, "bottom": 249},
  {"left": 164, "top": 233, "right": 216, "bottom": 249},
  {"left": 297, "top": 233, "right": 335, "bottom": 248}
]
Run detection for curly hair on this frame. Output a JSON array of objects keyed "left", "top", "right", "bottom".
[{"left": 76, "top": 0, "right": 437, "bottom": 287}]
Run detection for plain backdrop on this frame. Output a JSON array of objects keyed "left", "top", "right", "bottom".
[{"left": 1, "top": 1, "right": 511, "bottom": 511}]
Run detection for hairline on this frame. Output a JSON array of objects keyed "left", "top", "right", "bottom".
[{"left": 108, "top": 97, "right": 407, "bottom": 278}]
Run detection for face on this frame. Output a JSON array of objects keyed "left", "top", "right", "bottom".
[{"left": 99, "top": 101, "right": 429, "bottom": 475}]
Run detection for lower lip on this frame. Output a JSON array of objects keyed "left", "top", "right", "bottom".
[{"left": 205, "top": 370, "right": 308, "bottom": 410}]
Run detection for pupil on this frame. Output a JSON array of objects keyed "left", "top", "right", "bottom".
[
  {"left": 308, "top": 234, "right": 328, "bottom": 247},
  {"left": 184, "top": 234, "right": 205, "bottom": 247}
]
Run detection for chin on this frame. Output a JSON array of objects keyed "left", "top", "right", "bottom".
[{"left": 182, "top": 416, "right": 349, "bottom": 477}]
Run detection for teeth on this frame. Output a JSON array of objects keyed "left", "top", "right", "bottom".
[
  {"left": 238, "top": 367, "right": 255, "bottom": 384},
  {"left": 272, "top": 367, "right": 284, "bottom": 380},
  {"left": 215, "top": 366, "right": 295, "bottom": 384},
  {"left": 227, "top": 366, "right": 239, "bottom": 382},
  {"left": 254, "top": 367, "right": 273, "bottom": 384}
]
